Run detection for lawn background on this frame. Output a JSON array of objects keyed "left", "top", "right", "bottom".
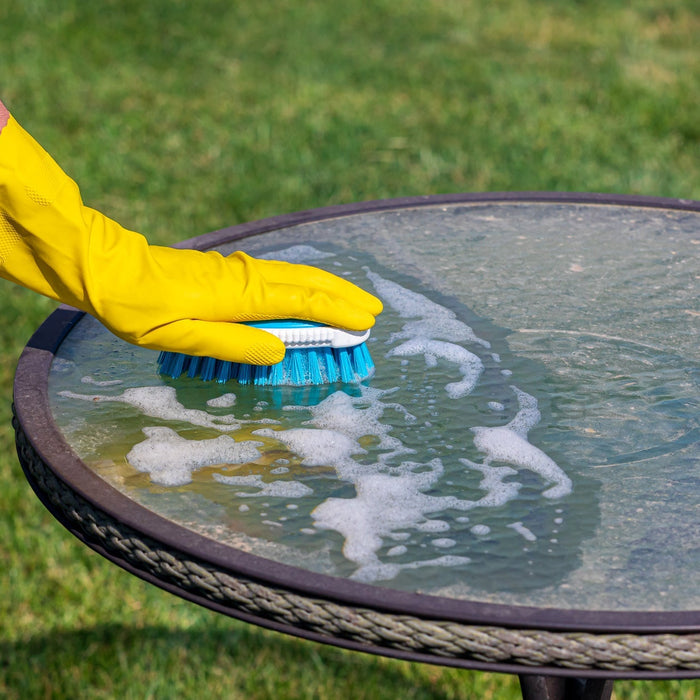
[{"left": 1, "top": 0, "right": 699, "bottom": 697}]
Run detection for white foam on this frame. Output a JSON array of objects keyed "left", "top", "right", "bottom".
[
  {"left": 207, "top": 393, "right": 237, "bottom": 408},
  {"left": 126, "top": 427, "right": 261, "bottom": 486},
  {"left": 388, "top": 338, "right": 484, "bottom": 398},
  {"left": 50, "top": 358, "right": 76, "bottom": 373},
  {"left": 260, "top": 245, "right": 335, "bottom": 263},
  {"left": 253, "top": 427, "right": 365, "bottom": 469},
  {"left": 508, "top": 521, "right": 537, "bottom": 542},
  {"left": 60, "top": 386, "right": 240, "bottom": 431},
  {"left": 350, "top": 554, "right": 471, "bottom": 584},
  {"left": 388, "top": 532, "right": 410, "bottom": 541},
  {"left": 469, "top": 388, "right": 572, "bottom": 499},
  {"left": 387, "top": 545, "right": 408, "bottom": 557},
  {"left": 416, "top": 519, "right": 451, "bottom": 533},
  {"left": 366, "top": 269, "right": 489, "bottom": 347},
  {"left": 213, "top": 473, "right": 313, "bottom": 498},
  {"left": 470, "top": 525, "right": 491, "bottom": 535},
  {"left": 289, "top": 388, "right": 415, "bottom": 460},
  {"left": 312, "top": 460, "right": 474, "bottom": 576},
  {"left": 505, "top": 386, "right": 542, "bottom": 436},
  {"left": 470, "top": 427, "right": 571, "bottom": 498},
  {"left": 81, "top": 376, "right": 123, "bottom": 387},
  {"left": 459, "top": 460, "right": 522, "bottom": 507}
]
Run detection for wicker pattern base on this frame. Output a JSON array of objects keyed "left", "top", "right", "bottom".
[{"left": 14, "top": 414, "right": 700, "bottom": 678}]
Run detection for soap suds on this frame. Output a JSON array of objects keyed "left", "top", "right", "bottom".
[
  {"left": 508, "top": 521, "right": 537, "bottom": 542},
  {"left": 126, "top": 427, "right": 261, "bottom": 486},
  {"left": 81, "top": 376, "right": 123, "bottom": 387},
  {"left": 261, "top": 244, "right": 335, "bottom": 263},
  {"left": 213, "top": 473, "right": 313, "bottom": 498},
  {"left": 388, "top": 338, "right": 484, "bottom": 398},
  {"left": 60, "top": 386, "right": 241, "bottom": 431},
  {"left": 58, "top": 262, "right": 573, "bottom": 586},
  {"left": 312, "top": 460, "right": 475, "bottom": 577},
  {"left": 365, "top": 270, "right": 489, "bottom": 348},
  {"left": 253, "top": 427, "right": 366, "bottom": 470},
  {"left": 207, "top": 393, "right": 237, "bottom": 408},
  {"left": 470, "top": 525, "right": 491, "bottom": 536},
  {"left": 468, "top": 387, "right": 572, "bottom": 499}
]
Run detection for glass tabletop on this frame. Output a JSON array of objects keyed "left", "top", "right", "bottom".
[{"left": 46, "top": 199, "right": 699, "bottom": 614}]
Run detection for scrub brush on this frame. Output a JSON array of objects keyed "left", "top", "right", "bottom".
[{"left": 157, "top": 320, "right": 375, "bottom": 386}]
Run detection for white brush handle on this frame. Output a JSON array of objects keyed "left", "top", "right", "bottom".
[{"left": 259, "top": 325, "right": 370, "bottom": 349}]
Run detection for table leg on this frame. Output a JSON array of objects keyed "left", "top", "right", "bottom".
[{"left": 519, "top": 675, "right": 613, "bottom": 700}]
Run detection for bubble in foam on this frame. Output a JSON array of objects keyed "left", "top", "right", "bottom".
[
  {"left": 416, "top": 520, "right": 451, "bottom": 533},
  {"left": 387, "top": 545, "right": 408, "bottom": 557},
  {"left": 471, "top": 525, "right": 491, "bottom": 536},
  {"left": 126, "top": 427, "right": 261, "bottom": 486}
]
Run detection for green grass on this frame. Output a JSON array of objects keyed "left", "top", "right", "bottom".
[{"left": 1, "top": 0, "right": 699, "bottom": 697}]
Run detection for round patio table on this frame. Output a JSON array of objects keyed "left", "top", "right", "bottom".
[{"left": 13, "top": 193, "right": 700, "bottom": 699}]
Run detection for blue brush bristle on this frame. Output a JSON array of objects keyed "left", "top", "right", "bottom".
[{"left": 157, "top": 341, "right": 375, "bottom": 387}]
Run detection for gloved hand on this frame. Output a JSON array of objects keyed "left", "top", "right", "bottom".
[{"left": 0, "top": 110, "right": 382, "bottom": 365}]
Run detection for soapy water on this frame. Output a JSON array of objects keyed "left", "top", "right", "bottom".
[{"left": 51, "top": 245, "right": 578, "bottom": 590}]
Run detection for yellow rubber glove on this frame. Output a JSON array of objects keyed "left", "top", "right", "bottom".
[{"left": 0, "top": 112, "right": 382, "bottom": 365}]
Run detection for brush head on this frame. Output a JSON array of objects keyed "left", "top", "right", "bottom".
[{"left": 157, "top": 320, "right": 375, "bottom": 386}]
